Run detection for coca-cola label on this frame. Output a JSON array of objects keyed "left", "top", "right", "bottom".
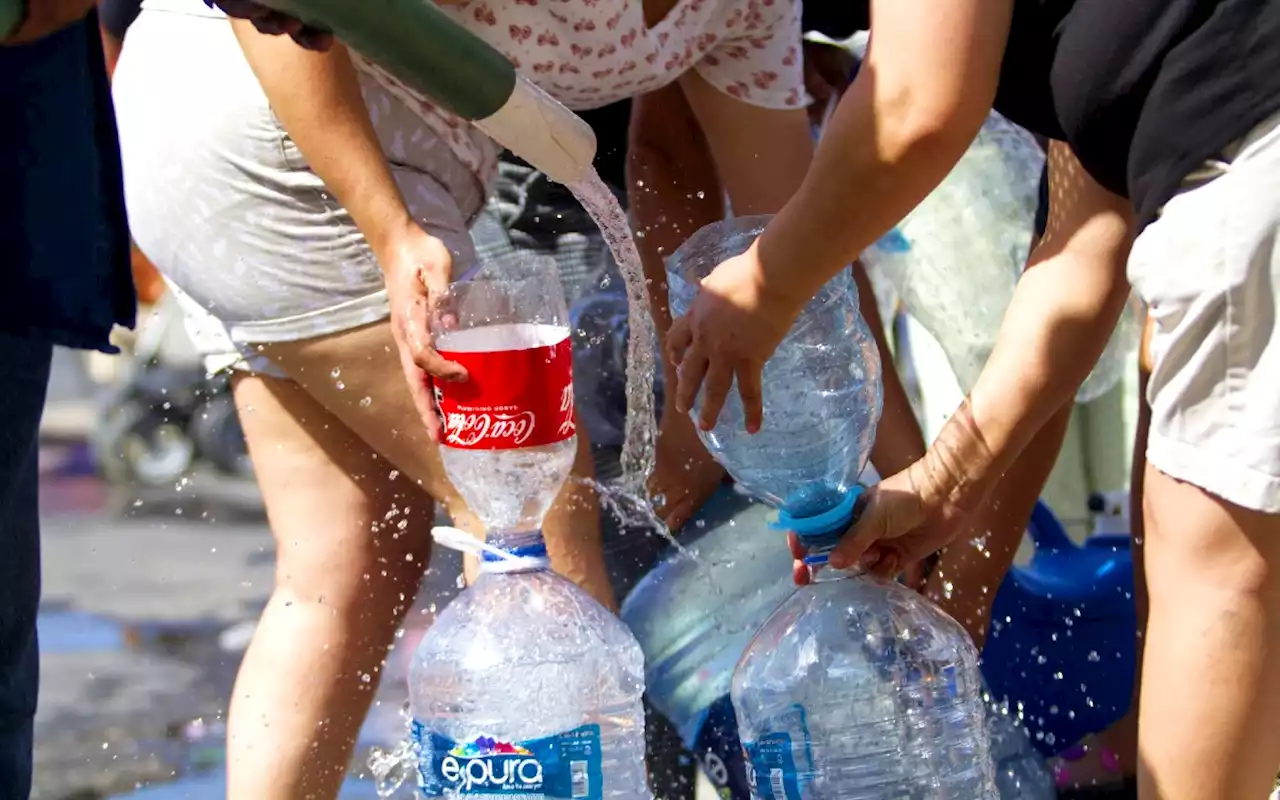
[{"left": 434, "top": 335, "right": 575, "bottom": 451}]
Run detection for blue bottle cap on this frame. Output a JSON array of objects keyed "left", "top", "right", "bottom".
[{"left": 773, "top": 485, "right": 864, "bottom": 553}]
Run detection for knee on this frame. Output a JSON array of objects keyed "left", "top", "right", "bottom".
[
  {"left": 275, "top": 511, "right": 433, "bottom": 621},
  {"left": 1146, "top": 471, "right": 1280, "bottom": 601}
]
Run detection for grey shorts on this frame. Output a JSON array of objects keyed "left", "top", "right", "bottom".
[
  {"left": 111, "top": 8, "right": 487, "bottom": 377},
  {"left": 1129, "top": 109, "right": 1280, "bottom": 513}
]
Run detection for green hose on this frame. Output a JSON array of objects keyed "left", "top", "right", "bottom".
[
  {"left": 258, "top": 0, "right": 598, "bottom": 183},
  {"left": 261, "top": 0, "right": 515, "bottom": 121}
]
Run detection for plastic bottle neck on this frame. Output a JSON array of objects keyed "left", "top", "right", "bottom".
[
  {"left": 773, "top": 485, "right": 865, "bottom": 582},
  {"left": 479, "top": 530, "right": 552, "bottom": 574}
]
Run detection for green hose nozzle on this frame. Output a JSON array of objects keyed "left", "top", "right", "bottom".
[{"left": 259, "top": 0, "right": 597, "bottom": 184}]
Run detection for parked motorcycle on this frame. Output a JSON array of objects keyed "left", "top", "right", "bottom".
[{"left": 92, "top": 299, "right": 251, "bottom": 487}]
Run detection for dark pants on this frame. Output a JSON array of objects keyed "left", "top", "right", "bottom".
[{"left": 0, "top": 333, "right": 53, "bottom": 800}]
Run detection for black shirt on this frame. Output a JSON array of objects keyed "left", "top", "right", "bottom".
[
  {"left": 0, "top": 14, "right": 135, "bottom": 351},
  {"left": 994, "top": 0, "right": 1280, "bottom": 229},
  {"left": 100, "top": 0, "right": 143, "bottom": 41},
  {"left": 801, "top": 2, "right": 869, "bottom": 41}
]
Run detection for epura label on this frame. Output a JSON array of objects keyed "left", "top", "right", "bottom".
[
  {"left": 741, "top": 705, "right": 812, "bottom": 800},
  {"left": 434, "top": 332, "right": 575, "bottom": 451},
  {"left": 413, "top": 720, "right": 603, "bottom": 800},
  {"left": 741, "top": 733, "right": 802, "bottom": 800}
]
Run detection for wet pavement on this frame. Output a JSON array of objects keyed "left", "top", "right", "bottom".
[{"left": 34, "top": 445, "right": 463, "bottom": 800}]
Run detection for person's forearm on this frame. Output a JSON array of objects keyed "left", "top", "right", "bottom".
[
  {"left": 627, "top": 84, "right": 725, "bottom": 342},
  {"left": 924, "top": 244, "right": 1131, "bottom": 520},
  {"left": 756, "top": 78, "right": 989, "bottom": 308},
  {"left": 231, "top": 20, "right": 412, "bottom": 262}
]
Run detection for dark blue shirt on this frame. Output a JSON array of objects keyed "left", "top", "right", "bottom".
[{"left": 0, "top": 13, "right": 135, "bottom": 352}]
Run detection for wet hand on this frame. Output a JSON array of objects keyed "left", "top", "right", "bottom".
[
  {"left": 208, "top": 0, "right": 334, "bottom": 50},
  {"left": 647, "top": 412, "right": 727, "bottom": 532},
  {"left": 381, "top": 225, "right": 468, "bottom": 440},
  {"left": 787, "top": 458, "right": 969, "bottom": 587},
  {"left": 665, "top": 243, "right": 801, "bottom": 434}
]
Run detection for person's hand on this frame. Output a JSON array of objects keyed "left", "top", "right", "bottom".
[
  {"left": 380, "top": 225, "right": 468, "bottom": 440},
  {"left": 208, "top": 0, "right": 333, "bottom": 50},
  {"left": 787, "top": 452, "right": 974, "bottom": 586},
  {"left": 666, "top": 241, "right": 805, "bottom": 433},
  {"left": 647, "top": 411, "right": 727, "bottom": 532}
]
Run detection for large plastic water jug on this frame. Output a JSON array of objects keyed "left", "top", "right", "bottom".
[
  {"left": 668, "top": 216, "right": 998, "bottom": 799},
  {"left": 620, "top": 486, "right": 793, "bottom": 800},
  {"left": 982, "top": 499, "right": 1137, "bottom": 757}
]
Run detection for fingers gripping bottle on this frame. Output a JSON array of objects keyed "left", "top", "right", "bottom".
[
  {"left": 667, "top": 219, "right": 999, "bottom": 799},
  {"left": 410, "top": 259, "right": 651, "bottom": 800}
]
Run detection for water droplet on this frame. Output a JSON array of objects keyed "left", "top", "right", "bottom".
[
  {"left": 389, "top": 470, "right": 400, "bottom": 481},
  {"left": 335, "top": 381, "right": 346, "bottom": 391},
  {"left": 360, "top": 672, "right": 372, "bottom": 683},
  {"left": 331, "top": 367, "right": 342, "bottom": 379},
  {"left": 696, "top": 190, "right": 706, "bottom": 199},
  {"left": 1087, "top": 650, "right": 1101, "bottom": 662},
  {"left": 132, "top": 498, "right": 144, "bottom": 507},
  {"left": 360, "top": 396, "right": 373, "bottom": 408}
]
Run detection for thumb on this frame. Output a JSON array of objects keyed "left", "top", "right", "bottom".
[
  {"left": 665, "top": 316, "right": 693, "bottom": 366},
  {"left": 827, "top": 489, "right": 889, "bottom": 571},
  {"left": 827, "top": 473, "right": 927, "bottom": 571}
]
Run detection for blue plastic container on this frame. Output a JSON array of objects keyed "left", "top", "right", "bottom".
[{"left": 981, "top": 501, "right": 1137, "bottom": 757}]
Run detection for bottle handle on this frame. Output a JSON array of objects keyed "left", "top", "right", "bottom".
[{"left": 1027, "top": 500, "right": 1075, "bottom": 554}]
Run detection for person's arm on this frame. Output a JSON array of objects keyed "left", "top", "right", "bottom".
[
  {"left": 231, "top": 20, "right": 464, "bottom": 438},
  {"left": 677, "top": 71, "right": 926, "bottom": 473},
  {"left": 666, "top": 0, "right": 1017, "bottom": 432},
  {"left": 755, "top": 0, "right": 1015, "bottom": 305},
  {"left": 231, "top": 21, "right": 414, "bottom": 264},
  {"left": 827, "top": 141, "right": 1135, "bottom": 572}
]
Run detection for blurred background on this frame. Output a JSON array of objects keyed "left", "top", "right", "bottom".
[{"left": 35, "top": 298, "right": 472, "bottom": 799}]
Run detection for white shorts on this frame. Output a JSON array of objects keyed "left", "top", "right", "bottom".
[
  {"left": 1128, "top": 110, "right": 1280, "bottom": 513},
  {"left": 111, "top": 7, "right": 486, "bottom": 377}
]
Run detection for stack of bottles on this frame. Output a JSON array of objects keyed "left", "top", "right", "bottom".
[
  {"left": 406, "top": 260, "right": 651, "bottom": 799},
  {"left": 666, "top": 217, "right": 1000, "bottom": 799}
]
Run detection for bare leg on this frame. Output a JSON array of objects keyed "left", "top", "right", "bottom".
[
  {"left": 258, "top": 320, "right": 617, "bottom": 609},
  {"left": 1137, "top": 467, "right": 1280, "bottom": 799},
  {"left": 226, "top": 374, "right": 432, "bottom": 799},
  {"left": 1051, "top": 325, "right": 1150, "bottom": 791}
]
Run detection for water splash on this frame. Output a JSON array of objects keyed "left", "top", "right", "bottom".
[
  {"left": 368, "top": 704, "right": 415, "bottom": 798},
  {"left": 566, "top": 172, "right": 658, "bottom": 493},
  {"left": 573, "top": 477, "right": 687, "bottom": 556}
]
